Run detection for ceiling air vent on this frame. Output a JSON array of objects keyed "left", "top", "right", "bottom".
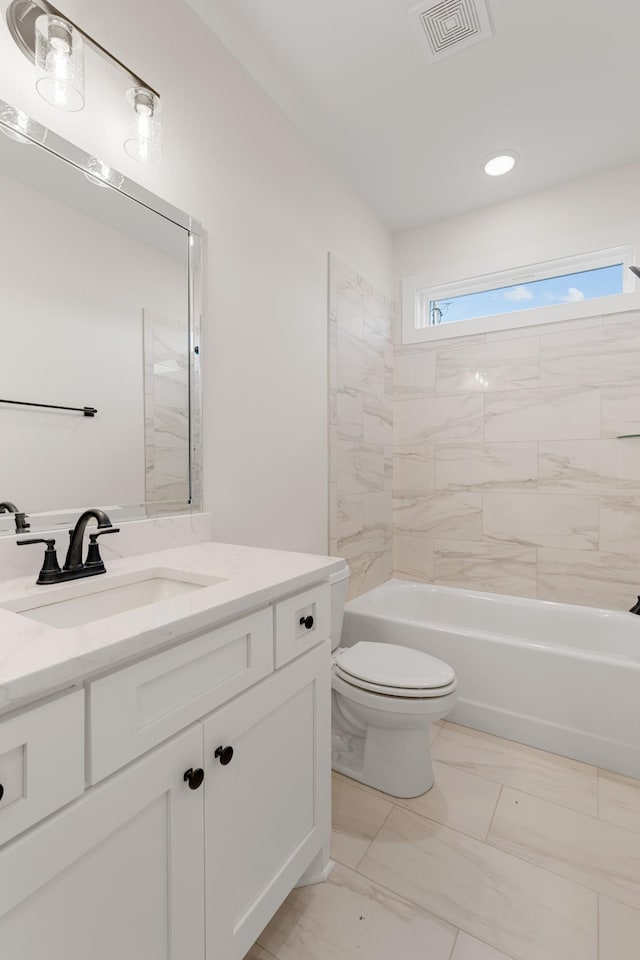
[{"left": 409, "top": 0, "right": 494, "bottom": 63}]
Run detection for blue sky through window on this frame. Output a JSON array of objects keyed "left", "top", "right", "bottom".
[{"left": 430, "top": 263, "right": 623, "bottom": 326}]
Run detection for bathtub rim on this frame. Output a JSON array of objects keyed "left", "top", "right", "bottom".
[{"left": 345, "top": 578, "right": 640, "bottom": 669}]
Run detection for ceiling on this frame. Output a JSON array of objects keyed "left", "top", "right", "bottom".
[{"left": 185, "top": 0, "right": 640, "bottom": 232}]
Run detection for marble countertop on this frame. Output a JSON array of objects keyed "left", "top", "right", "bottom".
[{"left": 0, "top": 541, "right": 346, "bottom": 714}]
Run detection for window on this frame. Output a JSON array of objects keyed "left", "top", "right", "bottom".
[{"left": 403, "top": 246, "right": 639, "bottom": 343}]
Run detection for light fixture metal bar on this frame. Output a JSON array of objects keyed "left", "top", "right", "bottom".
[{"left": 6, "top": 0, "right": 160, "bottom": 98}]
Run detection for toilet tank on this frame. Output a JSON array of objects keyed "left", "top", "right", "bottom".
[{"left": 329, "top": 565, "right": 350, "bottom": 651}]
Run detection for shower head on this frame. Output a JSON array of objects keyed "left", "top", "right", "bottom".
[{"left": 629, "top": 266, "right": 640, "bottom": 279}]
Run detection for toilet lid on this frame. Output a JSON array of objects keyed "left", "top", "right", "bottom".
[{"left": 334, "top": 641, "right": 455, "bottom": 691}]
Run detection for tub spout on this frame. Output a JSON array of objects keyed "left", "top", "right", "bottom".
[{"left": 629, "top": 596, "right": 640, "bottom": 614}]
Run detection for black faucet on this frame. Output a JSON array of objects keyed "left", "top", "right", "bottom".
[
  {"left": 630, "top": 596, "right": 640, "bottom": 615},
  {"left": 63, "top": 509, "right": 116, "bottom": 572},
  {"left": 17, "top": 509, "right": 120, "bottom": 585},
  {"left": 0, "top": 502, "right": 30, "bottom": 533}
]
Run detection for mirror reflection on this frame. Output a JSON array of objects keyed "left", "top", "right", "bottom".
[{"left": 0, "top": 111, "right": 193, "bottom": 535}]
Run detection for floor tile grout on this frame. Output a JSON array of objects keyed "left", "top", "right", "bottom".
[
  {"left": 484, "top": 783, "right": 504, "bottom": 841},
  {"left": 373, "top": 795, "right": 606, "bottom": 905},
  {"left": 352, "top": 803, "right": 396, "bottom": 873},
  {"left": 447, "top": 927, "right": 460, "bottom": 960}
]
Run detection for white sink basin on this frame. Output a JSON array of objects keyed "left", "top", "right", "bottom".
[{"left": 1, "top": 569, "right": 225, "bottom": 629}]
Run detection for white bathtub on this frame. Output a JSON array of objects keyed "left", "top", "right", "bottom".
[{"left": 342, "top": 579, "right": 640, "bottom": 778}]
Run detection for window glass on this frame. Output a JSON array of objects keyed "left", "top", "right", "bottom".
[{"left": 428, "top": 263, "right": 624, "bottom": 326}]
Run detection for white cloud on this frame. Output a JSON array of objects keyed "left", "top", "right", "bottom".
[
  {"left": 560, "top": 287, "right": 585, "bottom": 303},
  {"left": 504, "top": 285, "right": 534, "bottom": 302}
]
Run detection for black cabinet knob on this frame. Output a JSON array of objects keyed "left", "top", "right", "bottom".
[
  {"left": 0, "top": 784, "right": 4, "bottom": 802},
  {"left": 214, "top": 745, "right": 234, "bottom": 766},
  {"left": 299, "top": 615, "right": 314, "bottom": 630},
  {"left": 183, "top": 767, "right": 205, "bottom": 790}
]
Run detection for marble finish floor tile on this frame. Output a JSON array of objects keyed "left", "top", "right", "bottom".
[
  {"left": 488, "top": 787, "right": 640, "bottom": 911},
  {"left": 432, "top": 724, "right": 598, "bottom": 816},
  {"left": 258, "top": 861, "right": 457, "bottom": 960},
  {"left": 396, "top": 759, "right": 502, "bottom": 841},
  {"left": 331, "top": 775, "right": 393, "bottom": 869},
  {"left": 598, "top": 769, "right": 640, "bottom": 834},
  {"left": 358, "top": 806, "right": 596, "bottom": 960},
  {"left": 598, "top": 895, "right": 640, "bottom": 960},
  {"left": 244, "top": 945, "right": 276, "bottom": 960},
  {"left": 452, "top": 931, "right": 517, "bottom": 960}
]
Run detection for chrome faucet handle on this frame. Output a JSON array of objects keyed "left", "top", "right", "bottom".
[
  {"left": 16, "top": 538, "right": 62, "bottom": 584},
  {"left": 85, "top": 527, "right": 121, "bottom": 570}
]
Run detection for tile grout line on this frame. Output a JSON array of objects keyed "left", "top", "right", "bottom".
[
  {"left": 354, "top": 850, "right": 526, "bottom": 960},
  {"left": 484, "top": 784, "right": 504, "bottom": 841},
  {"left": 352, "top": 802, "right": 396, "bottom": 874},
  {"left": 481, "top": 815, "right": 628, "bottom": 905}
]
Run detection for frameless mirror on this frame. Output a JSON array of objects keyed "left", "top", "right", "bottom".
[{"left": 0, "top": 101, "right": 202, "bottom": 536}]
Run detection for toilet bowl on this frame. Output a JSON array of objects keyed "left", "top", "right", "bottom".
[{"left": 328, "top": 568, "right": 457, "bottom": 799}]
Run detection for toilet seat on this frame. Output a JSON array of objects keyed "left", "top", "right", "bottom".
[{"left": 333, "top": 641, "right": 457, "bottom": 699}]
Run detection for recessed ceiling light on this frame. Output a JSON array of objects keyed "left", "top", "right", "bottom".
[{"left": 483, "top": 152, "right": 518, "bottom": 177}]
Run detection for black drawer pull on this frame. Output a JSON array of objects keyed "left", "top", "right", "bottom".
[
  {"left": 183, "top": 767, "right": 205, "bottom": 790},
  {"left": 299, "top": 615, "right": 314, "bottom": 630},
  {"left": 214, "top": 745, "right": 234, "bottom": 766}
]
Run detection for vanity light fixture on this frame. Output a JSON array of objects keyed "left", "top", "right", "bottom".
[
  {"left": 124, "top": 86, "right": 162, "bottom": 164},
  {"left": 6, "top": 0, "right": 162, "bottom": 161},
  {"left": 34, "top": 12, "right": 84, "bottom": 111},
  {"left": 483, "top": 152, "right": 518, "bottom": 176}
]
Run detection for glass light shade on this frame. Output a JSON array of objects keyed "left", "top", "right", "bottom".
[
  {"left": 124, "top": 87, "right": 162, "bottom": 163},
  {"left": 0, "top": 104, "right": 47, "bottom": 145},
  {"left": 84, "top": 157, "right": 125, "bottom": 189},
  {"left": 35, "top": 14, "right": 85, "bottom": 112}
]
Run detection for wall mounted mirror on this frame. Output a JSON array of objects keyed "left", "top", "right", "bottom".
[{"left": 0, "top": 100, "right": 202, "bottom": 536}]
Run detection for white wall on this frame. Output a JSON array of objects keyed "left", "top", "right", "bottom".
[
  {"left": 0, "top": 0, "right": 393, "bottom": 554},
  {"left": 395, "top": 161, "right": 640, "bottom": 290}
]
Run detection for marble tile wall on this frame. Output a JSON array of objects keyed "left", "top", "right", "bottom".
[
  {"left": 393, "top": 310, "right": 640, "bottom": 610},
  {"left": 328, "top": 256, "right": 395, "bottom": 600},
  {"left": 143, "top": 309, "right": 191, "bottom": 514}
]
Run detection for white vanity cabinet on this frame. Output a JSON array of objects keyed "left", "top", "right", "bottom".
[
  {"left": 203, "top": 640, "right": 330, "bottom": 960},
  {"left": 0, "top": 723, "right": 206, "bottom": 960},
  {"left": 0, "top": 578, "right": 334, "bottom": 960}
]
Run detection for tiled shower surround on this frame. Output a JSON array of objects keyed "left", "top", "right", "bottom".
[
  {"left": 328, "top": 256, "right": 394, "bottom": 600},
  {"left": 393, "top": 310, "right": 640, "bottom": 609}
]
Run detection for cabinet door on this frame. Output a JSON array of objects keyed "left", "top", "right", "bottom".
[
  {"left": 0, "top": 725, "right": 206, "bottom": 960},
  {"left": 203, "top": 640, "right": 331, "bottom": 960}
]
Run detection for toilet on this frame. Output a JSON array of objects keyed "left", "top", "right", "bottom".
[{"left": 329, "top": 568, "right": 458, "bottom": 799}]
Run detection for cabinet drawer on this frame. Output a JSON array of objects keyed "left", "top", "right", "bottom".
[
  {"left": 0, "top": 690, "right": 84, "bottom": 846},
  {"left": 274, "top": 583, "right": 330, "bottom": 668},
  {"left": 88, "top": 608, "right": 273, "bottom": 784}
]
